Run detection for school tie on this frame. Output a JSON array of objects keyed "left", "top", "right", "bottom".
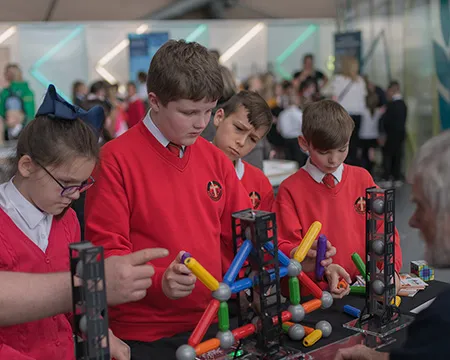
[
  {"left": 167, "top": 142, "right": 182, "bottom": 157},
  {"left": 322, "top": 173, "right": 336, "bottom": 188}
]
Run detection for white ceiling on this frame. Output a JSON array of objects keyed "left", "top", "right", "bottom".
[{"left": 0, "top": 0, "right": 337, "bottom": 21}]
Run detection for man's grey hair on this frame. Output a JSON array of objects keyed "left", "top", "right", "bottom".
[
  {"left": 408, "top": 130, "right": 450, "bottom": 214},
  {"left": 408, "top": 130, "right": 450, "bottom": 267}
]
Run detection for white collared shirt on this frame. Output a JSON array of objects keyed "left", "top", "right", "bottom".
[
  {"left": 235, "top": 158, "right": 245, "bottom": 180},
  {"left": 0, "top": 179, "right": 53, "bottom": 252},
  {"left": 143, "top": 111, "right": 185, "bottom": 158},
  {"left": 302, "top": 157, "right": 344, "bottom": 186}
]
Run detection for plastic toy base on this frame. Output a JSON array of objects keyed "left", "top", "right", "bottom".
[
  {"left": 343, "top": 313, "right": 414, "bottom": 338},
  {"left": 196, "top": 342, "right": 312, "bottom": 360},
  {"left": 308, "top": 333, "right": 395, "bottom": 359}
]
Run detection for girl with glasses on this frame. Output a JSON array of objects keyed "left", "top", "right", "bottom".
[{"left": 0, "top": 85, "right": 129, "bottom": 360}]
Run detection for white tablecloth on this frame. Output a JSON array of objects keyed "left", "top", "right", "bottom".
[{"left": 263, "top": 160, "right": 299, "bottom": 187}]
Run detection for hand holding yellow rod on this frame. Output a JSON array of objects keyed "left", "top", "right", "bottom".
[
  {"left": 293, "top": 221, "right": 322, "bottom": 262},
  {"left": 184, "top": 257, "right": 220, "bottom": 291}
]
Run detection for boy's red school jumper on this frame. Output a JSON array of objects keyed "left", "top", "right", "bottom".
[
  {"left": 237, "top": 159, "right": 274, "bottom": 212},
  {"left": 84, "top": 119, "right": 251, "bottom": 343},
  {"left": 273, "top": 164, "right": 402, "bottom": 285},
  {"left": 0, "top": 208, "right": 79, "bottom": 360}
]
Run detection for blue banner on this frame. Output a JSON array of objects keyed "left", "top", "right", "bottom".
[
  {"left": 334, "top": 31, "right": 362, "bottom": 73},
  {"left": 434, "top": 0, "right": 450, "bottom": 130},
  {"left": 129, "top": 32, "right": 169, "bottom": 83}
]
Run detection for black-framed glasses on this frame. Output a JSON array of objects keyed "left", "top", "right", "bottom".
[{"left": 34, "top": 159, "right": 95, "bottom": 197}]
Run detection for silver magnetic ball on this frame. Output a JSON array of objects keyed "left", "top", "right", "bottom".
[
  {"left": 372, "top": 198, "right": 384, "bottom": 215},
  {"left": 372, "top": 240, "right": 385, "bottom": 255},
  {"left": 212, "top": 283, "right": 232, "bottom": 302},
  {"left": 321, "top": 291, "right": 333, "bottom": 309},
  {"left": 288, "top": 304, "right": 305, "bottom": 322},
  {"left": 372, "top": 280, "right": 385, "bottom": 295},
  {"left": 251, "top": 316, "right": 261, "bottom": 331},
  {"left": 287, "top": 259, "right": 302, "bottom": 277},
  {"left": 316, "top": 320, "right": 332, "bottom": 338},
  {"left": 79, "top": 314, "right": 87, "bottom": 333},
  {"left": 288, "top": 324, "right": 305, "bottom": 341},
  {"left": 76, "top": 260, "right": 83, "bottom": 278},
  {"left": 175, "top": 345, "right": 197, "bottom": 360},
  {"left": 216, "top": 330, "right": 235, "bottom": 349},
  {"left": 245, "top": 227, "right": 252, "bottom": 240}
]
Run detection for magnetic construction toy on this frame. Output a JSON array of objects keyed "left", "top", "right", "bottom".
[
  {"left": 70, "top": 241, "right": 110, "bottom": 360},
  {"left": 343, "top": 187, "right": 413, "bottom": 338},
  {"left": 176, "top": 209, "right": 334, "bottom": 360}
]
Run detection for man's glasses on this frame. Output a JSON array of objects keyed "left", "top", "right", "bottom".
[{"left": 34, "top": 159, "right": 95, "bottom": 197}]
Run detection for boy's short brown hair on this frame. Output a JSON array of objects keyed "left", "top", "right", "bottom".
[
  {"left": 221, "top": 90, "right": 272, "bottom": 133},
  {"left": 302, "top": 100, "right": 354, "bottom": 150},
  {"left": 147, "top": 40, "right": 223, "bottom": 106}
]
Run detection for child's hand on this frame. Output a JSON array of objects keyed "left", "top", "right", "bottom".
[
  {"left": 325, "top": 264, "right": 352, "bottom": 299},
  {"left": 290, "top": 239, "right": 336, "bottom": 273},
  {"left": 109, "top": 328, "right": 130, "bottom": 360},
  {"left": 5, "top": 110, "right": 24, "bottom": 128},
  {"left": 162, "top": 251, "right": 197, "bottom": 300},
  {"left": 395, "top": 272, "right": 401, "bottom": 295}
]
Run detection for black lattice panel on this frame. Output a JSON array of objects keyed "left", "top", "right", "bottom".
[
  {"left": 232, "top": 209, "right": 283, "bottom": 354},
  {"left": 70, "top": 242, "right": 110, "bottom": 360}
]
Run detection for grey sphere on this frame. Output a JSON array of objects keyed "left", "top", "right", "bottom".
[
  {"left": 245, "top": 227, "right": 252, "bottom": 240},
  {"left": 212, "top": 283, "right": 232, "bottom": 302},
  {"left": 372, "top": 280, "right": 385, "bottom": 295},
  {"left": 251, "top": 316, "right": 261, "bottom": 331},
  {"left": 288, "top": 324, "right": 305, "bottom": 341},
  {"left": 288, "top": 304, "right": 305, "bottom": 322},
  {"left": 175, "top": 345, "right": 197, "bottom": 360},
  {"left": 372, "top": 240, "right": 385, "bottom": 255},
  {"left": 321, "top": 291, "right": 333, "bottom": 309},
  {"left": 287, "top": 259, "right": 302, "bottom": 277},
  {"left": 372, "top": 198, "right": 384, "bottom": 215},
  {"left": 79, "top": 315, "right": 87, "bottom": 334},
  {"left": 216, "top": 330, "right": 235, "bottom": 349},
  {"left": 316, "top": 320, "right": 332, "bottom": 337},
  {"left": 76, "top": 260, "right": 83, "bottom": 278}
]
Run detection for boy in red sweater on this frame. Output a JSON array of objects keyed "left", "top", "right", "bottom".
[
  {"left": 213, "top": 90, "right": 274, "bottom": 211},
  {"left": 126, "top": 81, "right": 146, "bottom": 128},
  {"left": 273, "top": 100, "right": 402, "bottom": 298},
  {"left": 84, "top": 40, "right": 251, "bottom": 359}
]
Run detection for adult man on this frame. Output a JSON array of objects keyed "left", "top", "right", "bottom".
[
  {"left": 292, "top": 54, "right": 328, "bottom": 93},
  {"left": 0, "top": 248, "right": 168, "bottom": 326},
  {"left": 335, "top": 131, "right": 450, "bottom": 360}
]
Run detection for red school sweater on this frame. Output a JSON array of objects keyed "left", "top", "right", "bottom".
[
  {"left": 273, "top": 165, "right": 402, "bottom": 284},
  {"left": 84, "top": 122, "right": 251, "bottom": 342},
  {"left": 126, "top": 98, "right": 146, "bottom": 128},
  {"left": 0, "top": 208, "right": 80, "bottom": 360},
  {"left": 240, "top": 161, "right": 274, "bottom": 212}
]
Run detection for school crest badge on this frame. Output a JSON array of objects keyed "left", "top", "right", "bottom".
[
  {"left": 207, "top": 181, "right": 223, "bottom": 201},
  {"left": 249, "top": 191, "right": 261, "bottom": 209},
  {"left": 354, "top": 196, "right": 366, "bottom": 215}
]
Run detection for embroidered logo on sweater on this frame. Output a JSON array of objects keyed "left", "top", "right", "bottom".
[
  {"left": 249, "top": 191, "right": 261, "bottom": 209},
  {"left": 354, "top": 196, "right": 366, "bottom": 215},
  {"left": 207, "top": 181, "right": 223, "bottom": 201}
]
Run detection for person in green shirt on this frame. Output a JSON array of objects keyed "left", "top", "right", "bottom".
[{"left": 0, "top": 64, "right": 35, "bottom": 140}]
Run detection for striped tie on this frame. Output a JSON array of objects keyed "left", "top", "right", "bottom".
[{"left": 167, "top": 142, "right": 182, "bottom": 157}]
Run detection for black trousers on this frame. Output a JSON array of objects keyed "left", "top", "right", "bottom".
[
  {"left": 345, "top": 114, "right": 362, "bottom": 167},
  {"left": 382, "top": 132, "right": 405, "bottom": 180},
  {"left": 284, "top": 138, "right": 308, "bottom": 168},
  {"left": 124, "top": 303, "right": 240, "bottom": 360},
  {"left": 360, "top": 139, "right": 378, "bottom": 174},
  {"left": 124, "top": 332, "right": 193, "bottom": 360}
]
